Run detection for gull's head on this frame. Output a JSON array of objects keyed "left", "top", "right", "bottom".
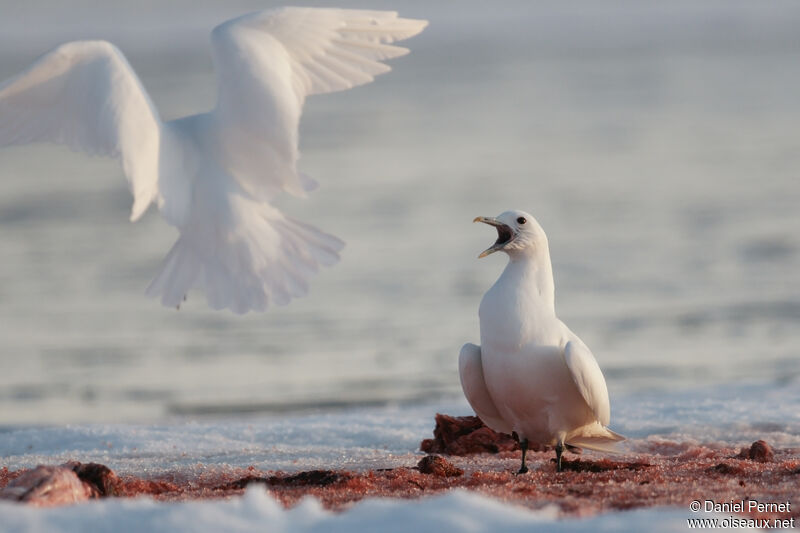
[{"left": 473, "top": 209, "right": 547, "bottom": 259}]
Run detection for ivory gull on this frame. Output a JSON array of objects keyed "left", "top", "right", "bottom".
[{"left": 460, "top": 209, "right": 624, "bottom": 473}]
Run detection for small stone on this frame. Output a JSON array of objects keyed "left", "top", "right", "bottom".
[
  {"left": 417, "top": 455, "right": 463, "bottom": 477},
  {"left": 739, "top": 440, "right": 774, "bottom": 463}
]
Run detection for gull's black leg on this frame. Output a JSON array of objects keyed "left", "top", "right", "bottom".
[
  {"left": 555, "top": 441, "right": 564, "bottom": 472},
  {"left": 517, "top": 438, "right": 529, "bottom": 474}
]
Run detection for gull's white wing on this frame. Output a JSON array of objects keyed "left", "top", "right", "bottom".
[
  {"left": 208, "top": 7, "right": 428, "bottom": 199},
  {"left": 563, "top": 339, "right": 611, "bottom": 427},
  {"left": 0, "top": 41, "right": 161, "bottom": 221},
  {"left": 459, "top": 343, "right": 513, "bottom": 434}
]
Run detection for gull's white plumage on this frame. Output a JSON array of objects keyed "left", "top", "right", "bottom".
[
  {"left": 0, "top": 7, "right": 427, "bottom": 313},
  {"left": 460, "top": 210, "right": 624, "bottom": 472}
]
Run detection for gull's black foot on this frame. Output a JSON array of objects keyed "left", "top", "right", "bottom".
[
  {"left": 555, "top": 442, "right": 564, "bottom": 472},
  {"left": 517, "top": 438, "right": 529, "bottom": 475}
]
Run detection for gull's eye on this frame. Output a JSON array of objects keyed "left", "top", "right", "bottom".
[{"left": 516, "top": 217, "right": 526, "bottom": 225}]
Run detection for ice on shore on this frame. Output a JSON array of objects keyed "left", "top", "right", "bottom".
[{"left": 2, "top": 382, "right": 797, "bottom": 475}]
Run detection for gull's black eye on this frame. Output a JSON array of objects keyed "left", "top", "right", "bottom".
[{"left": 516, "top": 217, "right": 526, "bottom": 225}]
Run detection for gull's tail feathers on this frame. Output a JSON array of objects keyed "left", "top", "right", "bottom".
[
  {"left": 566, "top": 425, "right": 626, "bottom": 454},
  {"left": 145, "top": 192, "right": 343, "bottom": 314}
]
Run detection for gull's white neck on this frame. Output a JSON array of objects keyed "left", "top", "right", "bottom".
[
  {"left": 479, "top": 246, "right": 558, "bottom": 349},
  {"left": 500, "top": 249, "right": 556, "bottom": 315}
]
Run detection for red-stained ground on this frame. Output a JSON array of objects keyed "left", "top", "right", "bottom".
[{"left": 1, "top": 415, "right": 798, "bottom": 522}]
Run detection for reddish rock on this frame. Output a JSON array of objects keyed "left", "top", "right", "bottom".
[
  {"left": 68, "top": 462, "right": 123, "bottom": 497},
  {"left": 708, "top": 462, "right": 745, "bottom": 475},
  {"left": 417, "top": 455, "right": 463, "bottom": 477},
  {"left": 739, "top": 440, "right": 774, "bottom": 463},
  {"left": 420, "top": 413, "right": 521, "bottom": 455},
  {"left": 271, "top": 470, "right": 351, "bottom": 487},
  {"left": 0, "top": 465, "right": 93, "bottom": 506},
  {"left": 225, "top": 470, "right": 352, "bottom": 490},
  {"left": 559, "top": 458, "right": 650, "bottom": 473}
]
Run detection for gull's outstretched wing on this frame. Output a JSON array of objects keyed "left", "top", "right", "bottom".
[
  {"left": 459, "top": 343, "right": 513, "bottom": 434},
  {"left": 563, "top": 339, "right": 611, "bottom": 427},
  {"left": 208, "top": 7, "right": 428, "bottom": 199},
  {"left": 0, "top": 40, "right": 161, "bottom": 221}
]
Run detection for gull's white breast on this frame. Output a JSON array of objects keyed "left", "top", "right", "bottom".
[{"left": 478, "top": 268, "right": 595, "bottom": 445}]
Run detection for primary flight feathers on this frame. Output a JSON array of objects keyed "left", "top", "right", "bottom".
[{"left": 0, "top": 7, "right": 427, "bottom": 313}]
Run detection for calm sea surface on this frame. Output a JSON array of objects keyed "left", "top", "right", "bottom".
[{"left": 0, "top": 0, "right": 798, "bottom": 423}]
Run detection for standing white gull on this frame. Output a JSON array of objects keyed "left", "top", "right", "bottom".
[
  {"left": 0, "top": 7, "right": 427, "bottom": 313},
  {"left": 459, "top": 210, "right": 624, "bottom": 473}
]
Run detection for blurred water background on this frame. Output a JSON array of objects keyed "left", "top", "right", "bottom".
[{"left": 0, "top": 0, "right": 798, "bottom": 424}]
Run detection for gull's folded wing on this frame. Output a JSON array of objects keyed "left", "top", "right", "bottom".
[
  {"left": 459, "top": 343, "right": 513, "bottom": 434},
  {"left": 563, "top": 339, "right": 611, "bottom": 427},
  {"left": 0, "top": 41, "right": 161, "bottom": 221}
]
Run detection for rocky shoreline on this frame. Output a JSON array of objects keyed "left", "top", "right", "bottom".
[{"left": 2, "top": 415, "right": 798, "bottom": 523}]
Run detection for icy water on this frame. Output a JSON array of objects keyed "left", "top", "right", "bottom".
[{"left": 0, "top": 0, "right": 799, "bottom": 424}]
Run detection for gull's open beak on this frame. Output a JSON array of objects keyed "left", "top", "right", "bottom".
[{"left": 474, "top": 216, "right": 515, "bottom": 258}]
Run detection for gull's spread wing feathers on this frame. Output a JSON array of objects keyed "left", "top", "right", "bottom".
[
  {"left": 208, "top": 7, "right": 428, "bottom": 199},
  {"left": 246, "top": 7, "right": 428, "bottom": 99},
  {"left": 563, "top": 339, "right": 611, "bottom": 426},
  {"left": 0, "top": 41, "right": 161, "bottom": 221}
]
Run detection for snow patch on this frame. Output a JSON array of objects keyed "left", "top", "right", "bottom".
[{"left": 0, "top": 487, "right": 717, "bottom": 533}]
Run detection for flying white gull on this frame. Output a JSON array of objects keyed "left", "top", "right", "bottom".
[
  {"left": 0, "top": 7, "right": 427, "bottom": 313},
  {"left": 460, "top": 210, "right": 624, "bottom": 473}
]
